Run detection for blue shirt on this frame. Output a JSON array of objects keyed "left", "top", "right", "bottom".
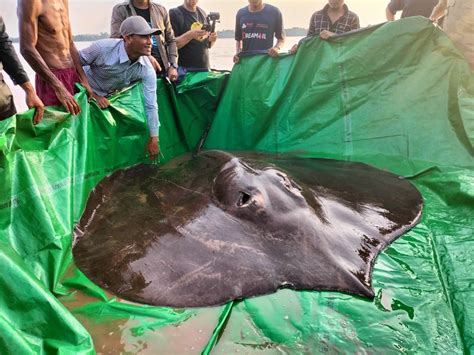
[
  {"left": 235, "top": 4, "right": 285, "bottom": 52},
  {"left": 79, "top": 39, "right": 159, "bottom": 137}
]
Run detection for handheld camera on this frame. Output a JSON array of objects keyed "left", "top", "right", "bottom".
[{"left": 202, "top": 12, "right": 220, "bottom": 32}]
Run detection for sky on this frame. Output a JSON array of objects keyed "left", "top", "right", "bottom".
[{"left": 1, "top": 0, "right": 389, "bottom": 37}]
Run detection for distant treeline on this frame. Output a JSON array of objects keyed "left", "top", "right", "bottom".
[{"left": 11, "top": 28, "right": 307, "bottom": 43}]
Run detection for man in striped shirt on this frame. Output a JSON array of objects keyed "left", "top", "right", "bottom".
[
  {"left": 79, "top": 16, "right": 160, "bottom": 160},
  {"left": 290, "top": 0, "right": 360, "bottom": 53}
]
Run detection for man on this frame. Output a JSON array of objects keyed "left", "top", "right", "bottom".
[
  {"left": 290, "top": 0, "right": 359, "bottom": 54},
  {"left": 110, "top": 0, "right": 178, "bottom": 81},
  {"left": 0, "top": 15, "right": 44, "bottom": 123},
  {"left": 18, "top": 0, "right": 96, "bottom": 115},
  {"left": 430, "top": 0, "right": 473, "bottom": 69},
  {"left": 79, "top": 16, "right": 160, "bottom": 159},
  {"left": 233, "top": 0, "right": 285, "bottom": 64},
  {"left": 386, "top": 0, "right": 438, "bottom": 21},
  {"left": 169, "top": 0, "right": 218, "bottom": 70}
]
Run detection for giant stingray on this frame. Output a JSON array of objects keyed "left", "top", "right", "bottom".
[{"left": 73, "top": 151, "right": 423, "bottom": 308}]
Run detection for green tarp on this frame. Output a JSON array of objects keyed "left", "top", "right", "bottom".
[{"left": 0, "top": 17, "right": 473, "bottom": 354}]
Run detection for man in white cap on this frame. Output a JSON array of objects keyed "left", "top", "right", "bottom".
[{"left": 79, "top": 16, "right": 160, "bottom": 159}]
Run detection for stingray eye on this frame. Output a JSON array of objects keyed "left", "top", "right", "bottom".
[
  {"left": 276, "top": 172, "right": 293, "bottom": 189},
  {"left": 276, "top": 172, "right": 303, "bottom": 192},
  {"left": 237, "top": 191, "right": 251, "bottom": 207}
]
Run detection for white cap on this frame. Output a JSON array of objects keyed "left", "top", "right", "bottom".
[{"left": 119, "top": 16, "right": 161, "bottom": 37}]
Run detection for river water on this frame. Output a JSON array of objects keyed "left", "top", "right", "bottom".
[{"left": 6, "top": 37, "right": 303, "bottom": 112}]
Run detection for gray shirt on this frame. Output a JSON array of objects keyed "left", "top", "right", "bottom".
[
  {"left": 110, "top": 1, "right": 177, "bottom": 70},
  {"left": 79, "top": 39, "right": 159, "bottom": 137}
]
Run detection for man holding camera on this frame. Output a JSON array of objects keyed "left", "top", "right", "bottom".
[{"left": 169, "top": 0, "right": 218, "bottom": 70}]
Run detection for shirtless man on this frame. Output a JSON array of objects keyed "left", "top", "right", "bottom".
[{"left": 18, "top": 0, "right": 96, "bottom": 114}]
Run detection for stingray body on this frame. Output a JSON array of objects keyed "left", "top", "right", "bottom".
[{"left": 73, "top": 151, "right": 423, "bottom": 308}]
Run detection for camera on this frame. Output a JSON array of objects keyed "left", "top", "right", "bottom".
[
  {"left": 208, "top": 12, "right": 220, "bottom": 22},
  {"left": 203, "top": 12, "right": 220, "bottom": 33},
  {"left": 201, "top": 23, "right": 212, "bottom": 31}
]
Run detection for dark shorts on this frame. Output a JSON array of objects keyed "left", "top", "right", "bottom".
[
  {"left": 35, "top": 67, "right": 80, "bottom": 106},
  {"left": 0, "top": 78, "right": 16, "bottom": 120}
]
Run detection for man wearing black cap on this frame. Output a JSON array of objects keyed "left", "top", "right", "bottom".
[{"left": 79, "top": 16, "right": 161, "bottom": 160}]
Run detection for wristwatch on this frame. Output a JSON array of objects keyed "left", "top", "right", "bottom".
[{"left": 170, "top": 63, "right": 178, "bottom": 69}]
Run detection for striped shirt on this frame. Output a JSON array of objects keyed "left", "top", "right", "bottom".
[
  {"left": 308, "top": 4, "right": 360, "bottom": 37},
  {"left": 79, "top": 39, "right": 159, "bottom": 137}
]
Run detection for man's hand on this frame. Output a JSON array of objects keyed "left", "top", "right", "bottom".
[
  {"left": 168, "top": 66, "right": 178, "bottom": 82},
  {"left": 82, "top": 82, "right": 93, "bottom": 98},
  {"left": 430, "top": 1, "right": 446, "bottom": 22},
  {"left": 148, "top": 55, "right": 162, "bottom": 73},
  {"left": 146, "top": 136, "right": 160, "bottom": 161},
  {"left": 191, "top": 29, "right": 208, "bottom": 41},
  {"left": 22, "top": 81, "right": 44, "bottom": 125},
  {"left": 268, "top": 46, "right": 280, "bottom": 57},
  {"left": 83, "top": 83, "right": 110, "bottom": 109},
  {"left": 54, "top": 85, "right": 81, "bottom": 115},
  {"left": 208, "top": 32, "right": 217, "bottom": 44},
  {"left": 92, "top": 93, "right": 110, "bottom": 109},
  {"left": 319, "top": 30, "right": 335, "bottom": 40},
  {"left": 289, "top": 44, "right": 299, "bottom": 55},
  {"left": 233, "top": 54, "right": 240, "bottom": 64}
]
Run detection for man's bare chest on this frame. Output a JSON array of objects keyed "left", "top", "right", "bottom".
[{"left": 38, "top": 0, "right": 69, "bottom": 35}]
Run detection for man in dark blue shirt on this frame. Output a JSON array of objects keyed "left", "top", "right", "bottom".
[{"left": 234, "top": 0, "right": 285, "bottom": 64}]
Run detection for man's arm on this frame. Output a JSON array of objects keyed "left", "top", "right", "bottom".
[
  {"left": 0, "top": 16, "right": 29, "bottom": 86},
  {"left": 430, "top": 0, "right": 447, "bottom": 22},
  {"left": 20, "top": 81, "right": 44, "bottom": 124},
  {"left": 268, "top": 9, "right": 285, "bottom": 58},
  {"left": 208, "top": 32, "right": 217, "bottom": 49},
  {"left": 18, "top": 0, "right": 80, "bottom": 115},
  {"left": 307, "top": 13, "right": 317, "bottom": 37},
  {"left": 291, "top": 13, "right": 316, "bottom": 54},
  {"left": 351, "top": 15, "right": 361, "bottom": 30},
  {"left": 386, "top": 5, "right": 395, "bottom": 21},
  {"left": 162, "top": 9, "right": 178, "bottom": 66},
  {"left": 174, "top": 30, "right": 208, "bottom": 49},
  {"left": 161, "top": 8, "right": 178, "bottom": 81},
  {"left": 77, "top": 42, "right": 110, "bottom": 108},
  {"left": 69, "top": 31, "right": 95, "bottom": 98},
  {"left": 169, "top": 8, "right": 207, "bottom": 50},
  {"left": 386, "top": 0, "right": 402, "bottom": 21},
  {"left": 233, "top": 11, "right": 242, "bottom": 63},
  {"left": 233, "top": 41, "right": 242, "bottom": 64},
  {"left": 0, "top": 16, "right": 44, "bottom": 123},
  {"left": 141, "top": 62, "right": 160, "bottom": 160}
]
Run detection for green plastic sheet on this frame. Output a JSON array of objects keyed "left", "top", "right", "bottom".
[{"left": 0, "top": 17, "right": 473, "bottom": 354}]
